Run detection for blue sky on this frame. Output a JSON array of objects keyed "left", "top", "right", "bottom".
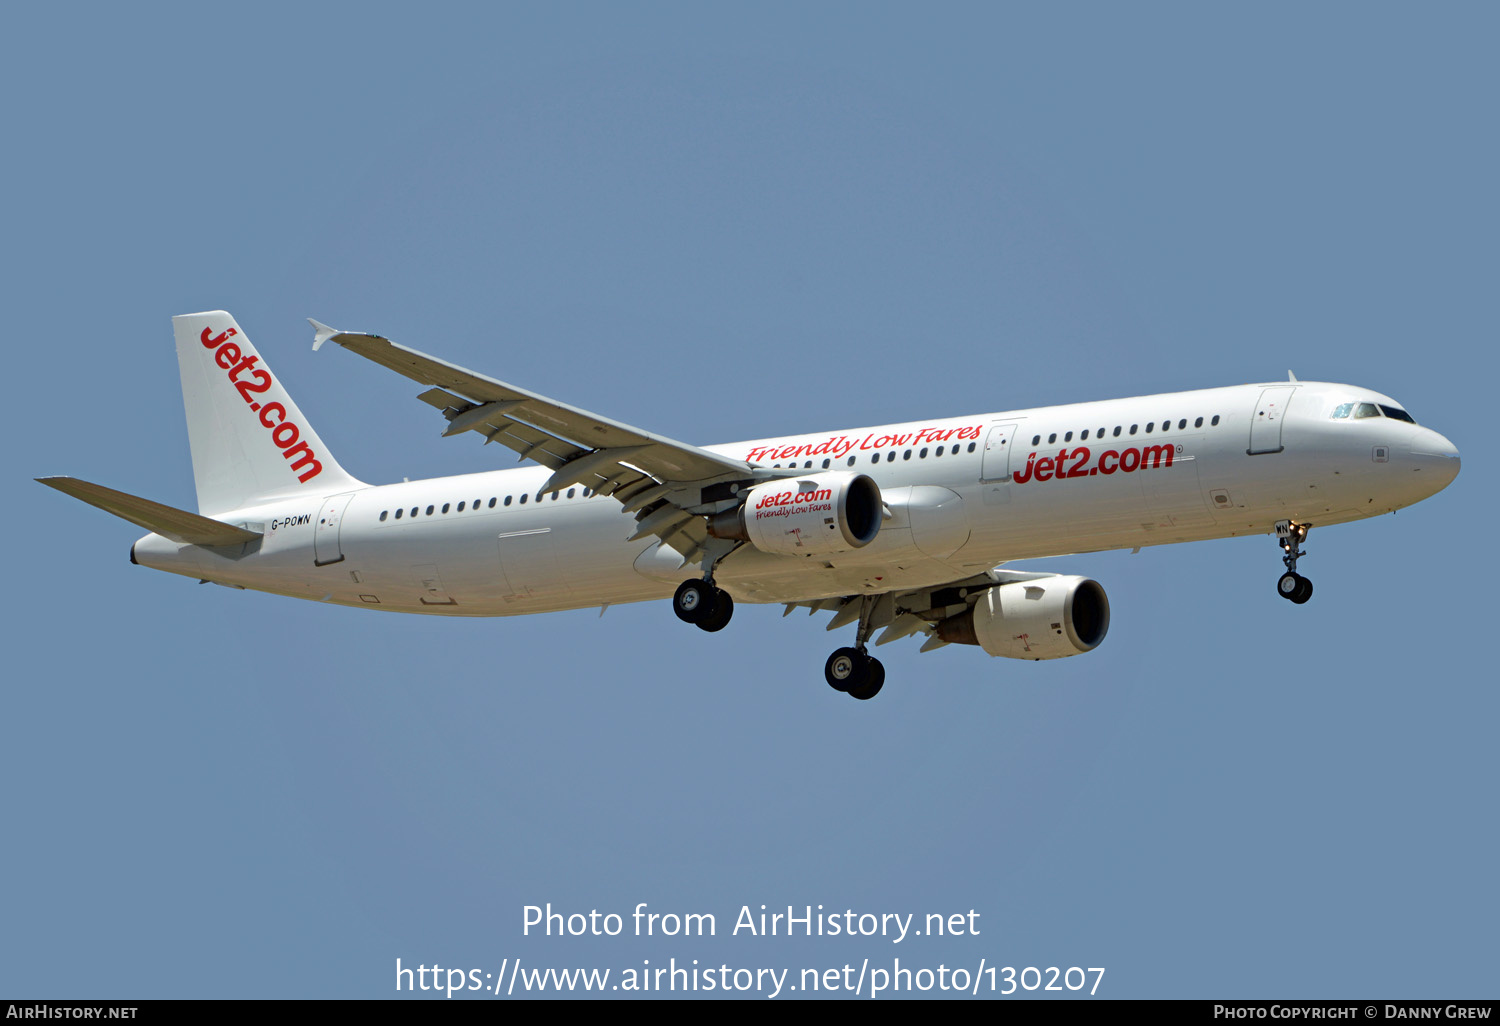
[{"left": 3, "top": 3, "right": 1495, "bottom": 999}]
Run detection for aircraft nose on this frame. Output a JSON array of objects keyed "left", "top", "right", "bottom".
[{"left": 1409, "top": 429, "right": 1460, "bottom": 492}]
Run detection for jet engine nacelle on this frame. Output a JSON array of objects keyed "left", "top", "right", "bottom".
[
  {"left": 936, "top": 576, "right": 1110, "bottom": 660},
  {"left": 709, "top": 472, "right": 882, "bottom": 556}
]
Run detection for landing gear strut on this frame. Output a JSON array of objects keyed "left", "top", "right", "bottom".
[
  {"left": 823, "top": 595, "right": 885, "bottom": 700},
  {"left": 1275, "top": 520, "right": 1313, "bottom": 604}
]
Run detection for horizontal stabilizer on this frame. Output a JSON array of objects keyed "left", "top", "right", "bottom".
[{"left": 36, "top": 477, "right": 262, "bottom": 547}]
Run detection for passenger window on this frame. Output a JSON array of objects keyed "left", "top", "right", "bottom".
[
  {"left": 1354, "top": 403, "right": 1379, "bottom": 418},
  {"left": 380, "top": 510, "right": 388, "bottom": 521},
  {"left": 934, "top": 446, "right": 943, "bottom": 457},
  {"left": 886, "top": 451, "right": 896, "bottom": 462},
  {"left": 457, "top": 502, "right": 465, "bottom": 512},
  {"left": 967, "top": 442, "right": 976, "bottom": 453},
  {"left": 847, "top": 456, "right": 856, "bottom": 466},
  {"left": 1048, "top": 433, "right": 1057, "bottom": 444},
  {"left": 1032, "top": 435, "right": 1040, "bottom": 445},
  {"left": 1064, "top": 431, "right": 1073, "bottom": 442},
  {"left": 1113, "top": 426, "right": 1122, "bottom": 437},
  {"left": 441, "top": 503, "right": 450, "bottom": 513},
  {"left": 1129, "top": 425, "right": 1138, "bottom": 435},
  {"left": 822, "top": 459, "right": 830, "bottom": 469},
  {"left": 1178, "top": 419, "right": 1187, "bottom": 430},
  {"left": 1145, "top": 422, "right": 1154, "bottom": 433},
  {"left": 394, "top": 509, "right": 402, "bottom": 520},
  {"left": 1211, "top": 415, "right": 1220, "bottom": 426},
  {"left": 519, "top": 494, "right": 527, "bottom": 504},
  {"left": 919, "top": 447, "right": 928, "bottom": 458},
  {"left": 504, "top": 496, "right": 512, "bottom": 506},
  {"left": 410, "top": 507, "right": 418, "bottom": 518},
  {"left": 1081, "top": 429, "right": 1089, "bottom": 440},
  {"left": 426, "top": 505, "right": 434, "bottom": 516},
  {"left": 1194, "top": 417, "right": 1203, "bottom": 428},
  {"left": 871, "top": 454, "right": 879, "bottom": 464},
  {"left": 952, "top": 445, "right": 961, "bottom": 455},
  {"left": 903, "top": 449, "right": 912, "bottom": 460}
]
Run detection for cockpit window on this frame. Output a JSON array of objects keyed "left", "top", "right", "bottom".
[
  {"left": 1331, "top": 403, "right": 1353, "bottom": 419},
  {"left": 1379, "top": 404, "right": 1416, "bottom": 424},
  {"left": 1353, "top": 403, "right": 1380, "bottom": 419}
]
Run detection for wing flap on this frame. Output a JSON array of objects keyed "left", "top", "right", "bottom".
[{"left": 37, "top": 477, "right": 262, "bottom": 547}]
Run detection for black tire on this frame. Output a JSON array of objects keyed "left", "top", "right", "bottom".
[
  {"left": 1291, "top": 577, "right": 1313, "bottom": 604},
  {"left": 824, "top": 647, "right": 867, "bottom": 692},
  {"left": 697, "top": 589, "right": 734, "bottom": 632},
  {"left": 1277, "top": 572, "right": 1302, "bottom": 600},
  {"left": 848, "top": 657, "right": 885, "bottom": 701},
  {"left": 674, "top": 579, "right": 711, "bottom": 624}
]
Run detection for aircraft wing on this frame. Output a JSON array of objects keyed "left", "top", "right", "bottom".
[{"left": 312, "top": 320, "right": 770, "bottom": 562}]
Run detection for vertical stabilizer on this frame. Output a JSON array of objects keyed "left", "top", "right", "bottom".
[{"left": 173, "top": 311, "right": 364, "bottom": 515}]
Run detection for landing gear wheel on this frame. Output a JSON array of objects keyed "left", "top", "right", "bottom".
[
  {"left": 696, "top": 589, "right": 734, "bottom": 632},
  {"left": 673, "top": 579, "right": 712, "bottom": 624},
  {"left": 847, "top": 658, "right": 885, "bottom": 701},
  {"left": 1277, "top": 572, "right": 1314, "bottom": 604},
  {"left": 825, "top": 647, "right": 865, "bottom": 692}
]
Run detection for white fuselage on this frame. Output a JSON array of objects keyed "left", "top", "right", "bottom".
[{"left": 131, "top": 380, "right": 1460, "bottom": 614}]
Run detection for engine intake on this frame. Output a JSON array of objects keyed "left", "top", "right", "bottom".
[
  {"left": 936, "top": 576, "right": 1110, "bottom": 660},
  {"left": 710, "top": 472, "right": 882, "bottom": 556}
]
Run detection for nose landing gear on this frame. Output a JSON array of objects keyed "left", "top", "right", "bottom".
[{"left": 1275, "top": 520, "right": 1313, "bottom": 604}]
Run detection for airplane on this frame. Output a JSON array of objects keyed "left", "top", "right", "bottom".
[{"left": 39, "top": 311, "right": 1460, "bottom": 700}]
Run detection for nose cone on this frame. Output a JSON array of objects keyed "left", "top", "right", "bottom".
[{"left": 1409, "top": 428, "right": 1460, "bottom": 494}]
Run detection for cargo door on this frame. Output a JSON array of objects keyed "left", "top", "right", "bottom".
[{"left": 496, "top": 527, "right": 572, "bottom": 602}]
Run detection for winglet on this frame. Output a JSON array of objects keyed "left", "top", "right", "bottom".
[
  {"left": 1288, "top": 370, "right": 1298, "bottom": 382},
  {"left": 309, "top": 318, "right": 341, "bottom": 351}
]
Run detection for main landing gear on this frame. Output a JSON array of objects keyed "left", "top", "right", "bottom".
[
  {"left": 673, "top": 579, "right": 734, "bottom": 632},
  {"left": 1275, "top": 520, "right": 1313, "bottom": 604},
  {"left": 825, "top": 647, "right": 885, "bottom": 701},
  {"left": 672, "top": 537, "right": 739, "bottom": 633},
  {"left": 823, "top": 595, "right": 885, "bottom": 701}
]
